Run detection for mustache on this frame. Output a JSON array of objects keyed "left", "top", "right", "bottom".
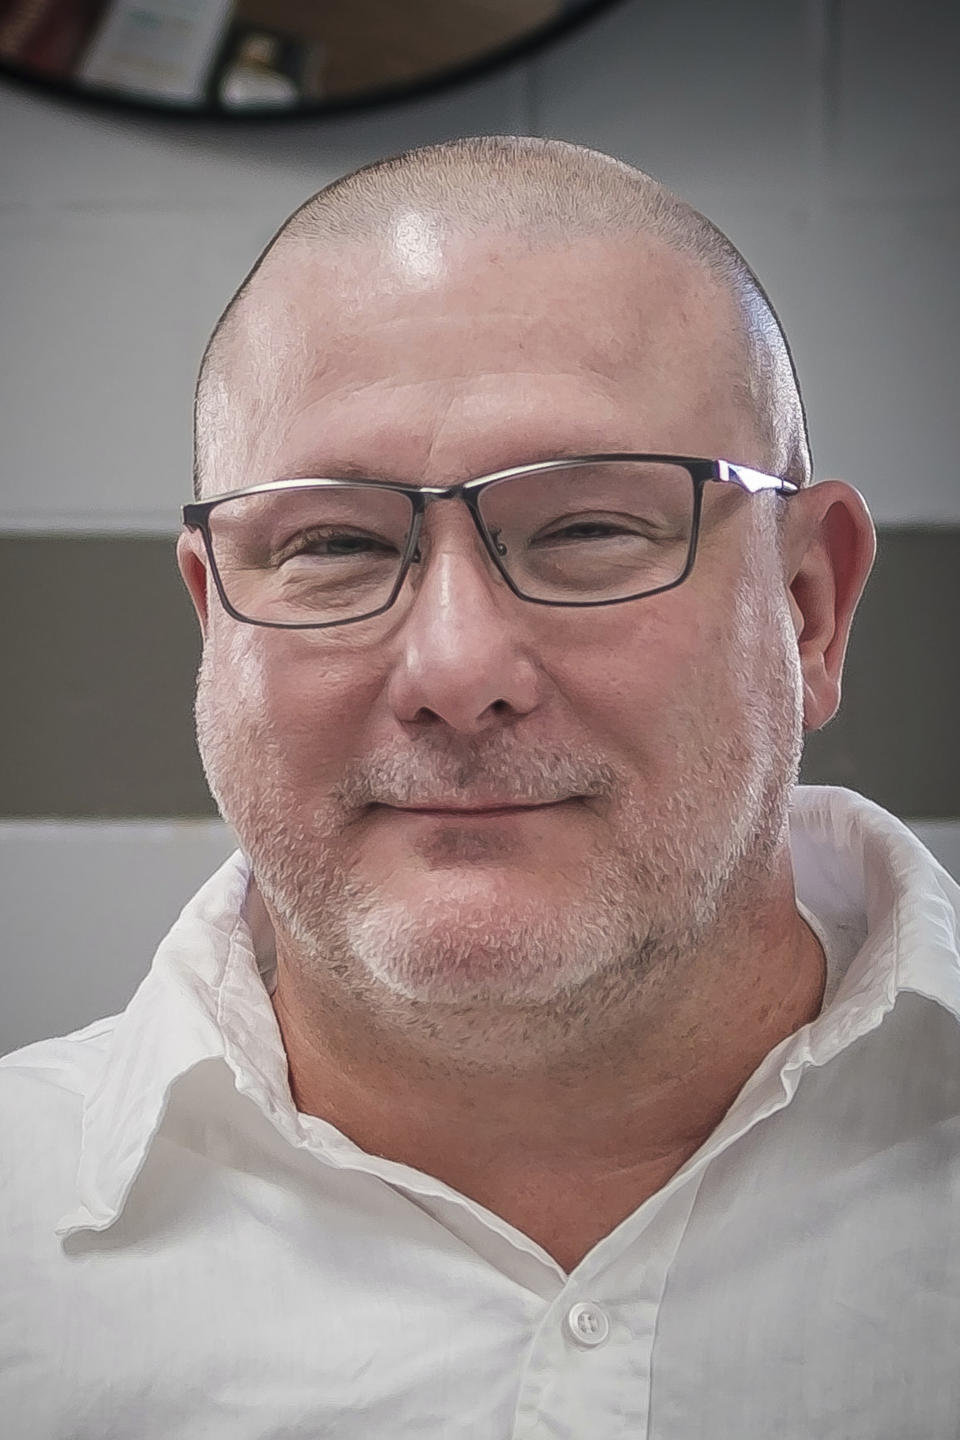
[{"left": 329, "top": 736, "right": 623, "bottom": 811}]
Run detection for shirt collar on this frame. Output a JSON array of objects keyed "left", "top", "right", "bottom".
[
  {"left": 55, "top": 851, "right": 309, "bottom": 1237},
  {"left": 792, "top": 786, "right": 960, "bottom": 1039},
  {"left": 55, "top": 785, "right": 960, "bottom": 1240}
]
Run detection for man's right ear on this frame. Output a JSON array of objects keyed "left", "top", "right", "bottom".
[{"left": 177, "top": 531, "right": 210, "bottom": 640}]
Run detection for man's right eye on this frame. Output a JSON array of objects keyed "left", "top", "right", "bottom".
[{"left": 278, "top": 530, "right": 397, "bottom": 562}]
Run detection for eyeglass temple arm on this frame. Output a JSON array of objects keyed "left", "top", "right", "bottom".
[{"left": 717, "top": 460, "right": 799, "bottom": 495}]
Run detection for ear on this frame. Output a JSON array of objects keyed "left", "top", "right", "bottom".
[
  {"left": 177, "top": 529, "right": 210, "bottom": 641},
  {"left": 784, "top": 480, "right": 877, "bottom": 732}
]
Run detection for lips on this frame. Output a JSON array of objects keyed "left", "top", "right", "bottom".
[
  {"left": 406, "top": 806, "right": 533, "bottom": 814},
  {"left": 389, "top": 799, "right": 568, "bottom": 814}
]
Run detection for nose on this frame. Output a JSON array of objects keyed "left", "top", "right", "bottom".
[{"left": 385, "top": 508, "right": 542, "bottom": 734}]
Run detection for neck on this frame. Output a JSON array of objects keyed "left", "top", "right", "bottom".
[{"left": 266, "top": 864, "right": 825, "bottom": 1270}]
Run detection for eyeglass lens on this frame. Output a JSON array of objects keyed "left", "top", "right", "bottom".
[{"left": 205, "top": 461, "right": 695, "bottom": 625}]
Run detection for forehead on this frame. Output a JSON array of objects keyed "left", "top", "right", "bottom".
[{"left": 227, "top": 230, "right": 752, "bottom": 483}]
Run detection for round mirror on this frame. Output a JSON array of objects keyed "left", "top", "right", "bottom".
[{"left": 0, "top": 0, "right": 620, "bottom": 117}]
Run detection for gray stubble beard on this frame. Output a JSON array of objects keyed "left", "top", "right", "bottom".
[{"left": 194, "top": 550, "right": 803, "bottom": 1073}]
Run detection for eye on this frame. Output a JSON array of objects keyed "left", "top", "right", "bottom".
[
  {"left": 278, "top": 528, "right": 398, "bottom": 562},
  {"left": 544, "top": 521, "right": 636, "bottom": 540},
  {"left": 533, "top": 513, "right": 657, "bottom": 544}
]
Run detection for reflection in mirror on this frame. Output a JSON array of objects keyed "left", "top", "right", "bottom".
[{"left": 0, "top": 0, "right": 616, "bottom": 116}]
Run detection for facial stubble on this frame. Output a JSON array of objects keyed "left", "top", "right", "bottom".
[{"left": 194, "top": 551, "right": 803, "bottom": 1072}]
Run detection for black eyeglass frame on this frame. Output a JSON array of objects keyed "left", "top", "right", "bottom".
[{"left": 181, "top": 454, "right": 799, "bottom": 631}]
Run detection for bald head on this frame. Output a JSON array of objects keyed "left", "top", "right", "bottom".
[{"left": 193, "top": 135, "right": 810, "bottom": 501}]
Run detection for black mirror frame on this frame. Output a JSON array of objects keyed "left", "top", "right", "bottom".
[{"left": 0, "top": 0, "right": 627, "bottom": 122}]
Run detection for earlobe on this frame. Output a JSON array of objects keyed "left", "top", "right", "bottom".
[
  {"left": 176, "top": 531, "right": 210, "bottom": 640},
  {"left": 787, "top": 481, "right": 876, "bottom": 733}
]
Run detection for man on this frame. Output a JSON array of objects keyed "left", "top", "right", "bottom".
[{"left": 3, "top": 135, "right": 959, "bottom": 1438}]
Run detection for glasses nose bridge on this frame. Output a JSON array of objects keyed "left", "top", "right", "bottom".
[{"left": 411, "top": 482, "right": 502, "bottom": 567}]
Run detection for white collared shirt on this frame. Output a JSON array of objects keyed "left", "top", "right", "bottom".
[{"left": 3, "top": 785, "right": 960, "bottom": 1439}]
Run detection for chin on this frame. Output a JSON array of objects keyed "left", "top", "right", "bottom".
[{"left": 341, "top": 888, "right": 624, "bottom": 1008}]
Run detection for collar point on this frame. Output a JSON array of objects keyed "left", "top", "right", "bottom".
[{"left": 54, "top": 1202, "right": 121, "bottom": 1241}]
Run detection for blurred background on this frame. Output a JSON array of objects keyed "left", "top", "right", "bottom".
[{"left": 1, "top": 0, "right": 958, "bottom": 1052}]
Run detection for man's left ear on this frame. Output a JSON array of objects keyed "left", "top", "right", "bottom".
[{"left": 785, "top": 480, "right": 877, "bottom": 732}]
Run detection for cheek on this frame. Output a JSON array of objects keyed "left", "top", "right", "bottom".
[
  {"left": 552, "top": 595, "right": 726, "bottom": 766},
  {"left": 201, "top": 614, "right": 275, "bottom": 738},
  {"left": 210, "top": 623, "right": 387, "bottom": 784}
]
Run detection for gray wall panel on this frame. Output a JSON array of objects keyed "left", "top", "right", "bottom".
[
  {"left": 1, "top": 530, "right": 957, "bottom": 819},
  {"left": 2, "top": 536, "right": 207, "bottom": 816}
]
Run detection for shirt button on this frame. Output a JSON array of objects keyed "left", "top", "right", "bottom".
[{"left": 565, "top": 1301, "right": 610, "bottom": 1348}]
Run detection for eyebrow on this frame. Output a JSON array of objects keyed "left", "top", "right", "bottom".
[
  {"left": 272, "top": 442, "right": 645, "bottom": 486},
  {"left": 275, "top": 459, "right": 386, "bottom": 483}
]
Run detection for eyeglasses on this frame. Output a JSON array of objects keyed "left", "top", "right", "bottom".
[{"left": 181, "top": 455, "right": 798, "bottom": 630}]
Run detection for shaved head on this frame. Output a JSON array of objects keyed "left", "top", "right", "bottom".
[{"left": 193, "top": 135, "right": 810, "bottom": 503}]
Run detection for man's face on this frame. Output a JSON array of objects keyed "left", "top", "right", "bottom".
[{"left": 181, "top": 227, "right": 803, "bottom": 1037}]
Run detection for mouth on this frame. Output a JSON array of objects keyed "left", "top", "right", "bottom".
[{"left": 383, "top": 799, "right": 573, "bottom": 817}]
